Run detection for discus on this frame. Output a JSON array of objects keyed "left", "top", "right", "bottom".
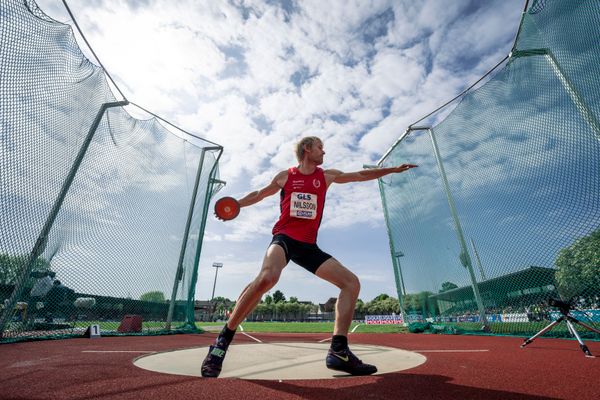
[{"left": 214, "top": 197, "right": 240, "bottom": 221}]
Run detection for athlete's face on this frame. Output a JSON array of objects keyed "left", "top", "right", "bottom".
[{"left": 307, "top": 141, "right": 325, "bottom": 165}]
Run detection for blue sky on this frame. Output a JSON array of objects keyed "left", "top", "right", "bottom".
[{"left": 34, "top": 0, "right": 525, "bottom": 304}]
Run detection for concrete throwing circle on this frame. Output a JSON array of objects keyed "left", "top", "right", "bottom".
[{"left": 134, "top": 342, "right": 426, "bottom": 380}]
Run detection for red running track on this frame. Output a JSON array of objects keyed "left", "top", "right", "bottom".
[{"left": 1, "top": 333, "right": 598, "bottom": 400}]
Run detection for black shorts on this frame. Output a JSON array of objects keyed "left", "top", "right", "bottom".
[{"left": 270, "top": 234, "right": 332, "bottom": 274}]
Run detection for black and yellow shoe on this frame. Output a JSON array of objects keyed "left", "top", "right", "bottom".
[
  {"left": 326, "top": 347, "right": 377, "bottom": 376},
  {"left": 201, "top": 337, "right": 230, "bottom": 378}
]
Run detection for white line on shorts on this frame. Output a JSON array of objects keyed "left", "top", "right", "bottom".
[{"left": 242, "top": 332, "right": 262, "bottom": 343}]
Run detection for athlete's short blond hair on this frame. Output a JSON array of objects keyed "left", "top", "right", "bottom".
[{"left": 295, "top": 136, "right": 322, "bottom": 162}]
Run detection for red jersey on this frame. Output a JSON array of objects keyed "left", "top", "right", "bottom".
[{"left": 272, "top": 167, "right": 328, "bottom": 244}]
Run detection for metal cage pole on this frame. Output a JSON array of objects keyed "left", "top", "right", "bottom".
[
  {"left": 165, "top": 146, "right": 223, "bottom": 330},
  {"left": 510, "top": 48, "right": 600, "bottom": 141},
  {"left": 166, "top": 147, "right": 207, "bottom": 329},
  {"left": 427, "top": 128, "right": 489, "bottom": 329},
  {"left": 366, "top": 164, "right": 408, "bottom": 326},
  {"left": 185, "top": 147, "right": 224, "bottom": 327}
]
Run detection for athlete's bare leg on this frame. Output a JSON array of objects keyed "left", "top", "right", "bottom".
[
  {"left": 316, "top": 258, "right": 377, "bottom": 375},
  {"left": 202, "top": 245, "right": 287, "bottom": 377},
  {"left": 226, "top": 244, "right": 288, "bottom": 330},
  {"left": 315, "top": 258, "right": 361, "bottom": 336}
]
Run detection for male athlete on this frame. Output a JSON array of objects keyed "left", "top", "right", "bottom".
[{"left": 201, "top": 136, "right": 417, "bottom": 377}]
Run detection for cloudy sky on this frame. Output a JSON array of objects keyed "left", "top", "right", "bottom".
[{"left": 35, "top": 0, "right": 525, "bottom": 304}]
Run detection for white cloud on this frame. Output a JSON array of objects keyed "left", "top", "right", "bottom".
[{"left": 362, "top": 49, "right": 425, "bottom": 101}]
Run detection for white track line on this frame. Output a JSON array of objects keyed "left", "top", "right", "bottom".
[
  {"left": 416, "top": 349, "right": 489, "bottom": 353},
  {"left": 351, "top": 324, "right": 361, "bottom": 333},
  {"left": 239, "top": 324, "right": 244, "bottom": 332},
  {"left": 242, "top": 332, "right": 262, "bottom": 343},
  {"left": 82, "top": 350, "right": 156, "bottom": 353}
]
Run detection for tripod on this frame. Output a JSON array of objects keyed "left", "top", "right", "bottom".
[{"left": 520, "top": 299, "right": 600, "bottom": 357}]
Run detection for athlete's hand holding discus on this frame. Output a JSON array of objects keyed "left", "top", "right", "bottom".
[
  {"left": 214, "top": 169, "right": 291, "bottom": 222},
  {"left": 214, "top": 196, "right": 241, "bottom": 221},
  {"left": 213, "top": 177, "right": 285, "bottom": 222}
]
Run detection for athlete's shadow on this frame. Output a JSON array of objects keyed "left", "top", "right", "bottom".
[{"left": 250, "top": 372, "right": 560, "bottom": 400}]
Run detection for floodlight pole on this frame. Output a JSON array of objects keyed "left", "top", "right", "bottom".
[
  {"left": 427, "top": 128, "right": 489, "bottom": 330},
  {"left": 210, "top": 262, "right": 223, "bottom": 316},
  {"left": 470, "top": 238, "right": 487, "bottom": 281},
  {"left": 210, "top": 262, "right": 223, "bottom": 301},
  {"left": 394, "top": 251, "right": 408, "bottom": 295}
]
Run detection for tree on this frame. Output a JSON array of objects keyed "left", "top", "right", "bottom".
[
  {"left": 383, "top": 297, "right": 401, "bottom": 314},
  {"left": 403, "top": 293, "right": 421, "bottom": 313},
  {"left": 366, "top": 300, "right": 385, "bottom": 314},
  {"left": 555, "top": 228, "right": 600, "bottom": 298},
  {"left": 363, "top": 295, "right": 397, "bottom": 314},
  {"left": 439, "top": 281, "right": 459, "bottom": 293},
  {"left": 274, "top": 302, "right": 285, "bottom": 320},
  {"left": 272, "top": 290, "right": 286, "bottom": 303},
  {"left": 139, "top": 291, "right": 165, "bottom": 303},
  {"left": 264, "top": 294, "right": 273, "bottom": 304},
  {"left": 373, "top": 293, "right": 390, "bottom": 302},
  {"left": 289, "top": 296, "right": 298, "bottom": 303},
  {"left": 253, "top": 303, "right": 269, "bottom": 321},
  {"left": 355, "top": 299, "right": 365, "bottom": 314}
]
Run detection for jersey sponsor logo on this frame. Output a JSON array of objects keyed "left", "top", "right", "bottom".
[
  {"left": 290, "top": 192, "right": 317, "bottom": 219},
  {"left": 292, "top": 179, "right": 305, "bottom": 190},
  {"left": 313, "top": 178, "right": 321, "bottom": 188}
]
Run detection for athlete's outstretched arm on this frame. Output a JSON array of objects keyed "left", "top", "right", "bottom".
[
  {"left": 237, "top": 170, "right": 288, "bottom": 207},
  {"left": 326, "top": 164, "right": 418, "bottom": 185}
]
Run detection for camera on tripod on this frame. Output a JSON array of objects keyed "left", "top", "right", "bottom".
[
  {"left": 547, "top": 297, "right": 573, "bottom": 314},
  {"left": 521, "top": 296, "right": 600, "bottom": 357}
]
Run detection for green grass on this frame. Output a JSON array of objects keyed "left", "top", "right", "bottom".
[
  {"left": 196, "top": 321, "right": 408, "bottom": 334},
  {"left": 65, "top": 320, "right": 407, "bottom": 333},
  {"left": 69, "top": 320, "right": 596, "bottom": 338}
]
